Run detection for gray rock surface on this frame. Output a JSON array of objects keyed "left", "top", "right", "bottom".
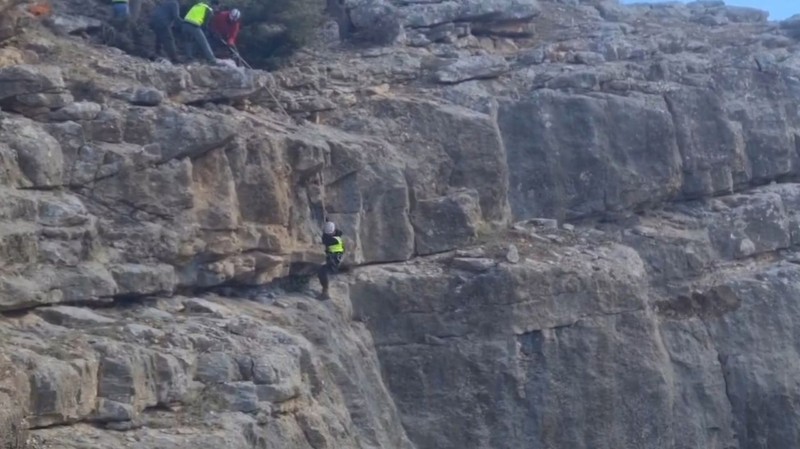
[
  {"left": 434, "top": 55, "right": 511, "bottom": 83},
  {"left": 411, "top": 189, "right": 482, "bottom": 255},
  {"left": 4, "top": 0, "right": 800, "bottom": 448}
]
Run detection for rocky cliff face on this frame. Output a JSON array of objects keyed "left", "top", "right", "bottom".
[{"left": 3, "top": 0, "right": 800, "bottom": 448}]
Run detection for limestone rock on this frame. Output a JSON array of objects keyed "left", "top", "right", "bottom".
[
  {"left": 183, "top": 297, "right": 232, "bottom": 317},
  {"left": 505, "top": 243, "right": 519, "bottom": 263},
  {"left": 499, "top": 90, "right": 682, "bottom": 220},
  {"left": 451, "top": 257, "right": 496, "bottom": 272},
  {"left": 126, "top": 87, "right": 164, "bottom": 107},
  {"left": 434, "top": 55, "right": 511, "bottom": 84},
  {"left": 411, "top": 189, "right": 482, "bottom": 255},
  {"left": 34, "top": 305, "right": 115, "bottom": 327},
  {"left": 400, "top": 0, "right": 540, "bottom": 28},
  {"left": 0, "top": 64, "right": 65, "bottom": 101},
  {"left": 3, "top": 0, "right": 800, "bottom": 447},
  {"left": 110, "top": 264, "right": 177, "bottom": 297},
  {"left": 0, "top": 351, "right": 28, "bottom": 449},
  {"left": 346, "top": 0, "right": 403, "bottom": 45},
  {"left": 213, "top": 382, "right": 259, "bottom": 413},
  {"left": 0, "top": 116, "right": 64, "bottom": 187},
  {"left": 45, "top": 14, "right": 104, "bottom": 35},
  {"left": 48, "top": 101, "right": 102, "bottom": 122},
  {"left": 196, "top": 352, "right": 240, "bottom": 384}
]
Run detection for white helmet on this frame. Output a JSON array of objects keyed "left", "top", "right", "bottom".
[
  {"left": 323, "top": 221, "right": 336, "bottom": 234},
  {"left": 229, "top": 8, "right": 241, "bottom": 21}
]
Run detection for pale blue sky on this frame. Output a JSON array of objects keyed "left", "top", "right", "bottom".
[{"left": 621, "top": 1, "right": 796, "bottom": 20}]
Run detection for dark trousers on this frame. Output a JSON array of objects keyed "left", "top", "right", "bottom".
[
  {"left": 208, "top": 32, "right": 232, "bottom": 58},
  {"left": 150, "top": 21, "right": 178, "bottom": 61},
  {"left": 318, "top": 253, "right": 343, "bottom": 291},
  {"left": 182, "top": 22, "right": 216, "bottom": 63}
]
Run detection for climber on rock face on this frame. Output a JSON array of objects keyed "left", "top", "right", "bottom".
[
  {"left": 181, "top": 0, "right": 219, "bottom": 65},
  {"left": 148, "top": 0, "right": 180, "bottom": 63},
  {"left": 318, "top": 220, "right": 345, "bottom": 301}
]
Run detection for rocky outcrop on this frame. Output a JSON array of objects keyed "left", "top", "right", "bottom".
[
  {"left": 2, "top": 294, "right": 413, "bottom": 449},
  {"left": 349, "top": 184, "right": 800, "bottom": 448},
  {"left": 4, "top": 0, "right": 800, "bottom": 448}
]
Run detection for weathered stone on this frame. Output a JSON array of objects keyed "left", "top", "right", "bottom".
[
  {"left": 411, "top": 189, "right": 482, "bottom": 255},
  {"left": 110, "top": 263, "right": 177, "bottom": 296},
  {"left": 84, "top": 109, "right": 124, "bottom": 143},
  {"left": 183, "top": 297, "right": 232, "bottom": 317},
  {"left": 12, "top": 91, "right": 74, "bottom": 112},
  {"left": 0, "top": 64, "right": 65, "bottom": 101},
  {"left": 214, "top": 382, "right": 259, "bottom": 413},
  {"left": 23, "top": 353, "right": 99, "bottom": 427},
  {"left": 122, "top": 106, "right": 235, "bottom": 161},
  {"left": 347, "top": 1, "right": 402, "bottom": 45},
  {"left": 37, "top": 194, "right": 89, "bottom": 227},
  {"left": 4, "top": 1, "right": 800, "bottom": 448},
  {"left": 1, "top": 116, "right": 64, "bottom": 187},
  {"left": 94, "top": 398, "right": 135, "bottom": 422},
  {"left": 196, "top": 352, "right": 240, "bottom": 384},
  {"left": 723, "top": 6, "right": 768, "bottom": 23},
  {"left": 43, "top": 264, "right": 118, "bottom": 304},
  {"left": 45, "top": 14, "right": 104, "bottom": 35},
  {"left": 451, "top": 257, "right": 496, "bottom": 272},
  {"left": 126, "top": 87, "right": 164, "bottom": 106},
  {"left": 434, "top": 55, "right": 510, "bottom": 84},
  {"left": 0, "top": 351, "right": 28, "bottom": 449},
  {"left": 400, "top": 0, "right": 540, "bottom": 28},
  {"left": 505, "top": 243, "right": 519, "bottom": 263},
  {"left": 499, "top": 90, "right": 682, "bottom": 221},
  {"left": 35, "top": 305, "right": 115, "bottom": 327},
  {"left": 48, "top": 101, "right": 102, "bottom": 122},
  {"left": 0, "top": 223, "right": 37, "bottom": 266}
]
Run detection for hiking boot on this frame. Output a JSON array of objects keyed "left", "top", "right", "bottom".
[{"left": 317, "top": 290, "right": 330, "bottom": 301}]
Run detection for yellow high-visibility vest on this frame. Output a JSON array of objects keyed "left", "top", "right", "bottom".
[
  {"left": 184, "top": 2, "right": 211, "bottom": 26},
  {"left": 327, "top": 236, "right": 344, "bottom": 254}
]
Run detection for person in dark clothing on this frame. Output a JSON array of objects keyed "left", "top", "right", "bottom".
[
  {"left": 318, "top": 221, "right": 344, "bottom": 300},
  {"left": 109, "top": 0, "right": 143, "bottom": 54},
  {"left": 148, "top": 0, "right": 180, "bottom": 62}
]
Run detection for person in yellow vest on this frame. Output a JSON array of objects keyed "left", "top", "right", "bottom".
[
  {"left": 181, "top": 0, "right": 219, "bottom": 64},
  {"left": 318, "top": 220, "right": 345, "bottom": 300}
]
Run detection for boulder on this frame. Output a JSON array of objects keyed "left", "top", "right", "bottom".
[
  {"left": 45, "top": 14, "right": 104, "bottom": 35},
  {"left": 434, "top": 55, "right": 511, "bottom": 84},
  {"left": 498, "top": 90, "right": 682, "bottom": 220},
  {"left": 400, "top": 0, "right": 540, "bottom": 28},
  {"left": 22, "top": 352, "right": 99, "bottom": 427},
  {"left": 34, "top": 305, "right": 116, "bottom": 327},
  {"left": 723, "top": 6, "right": 768, "bottom": 23},
  {"left": 109, "top": 263, "right": 177, "bottom": 296},
  {"left": 214, "top": 382, "right": 259, "bottom": 413},
  {"left": 347, "top": 1, "right": 403, "bottom": 45},
  {"left": 48, "top": 101, "right": 102, "bottom": 122},
  {"left": 0, "top": 116, "right": 64, "bottom": 187},
  {"left": 196, "top": 352, "right": 241, "bottom": 384},
  {"left": 37, "top": 194, "right": 90, "bottom": 227},
  {"left": 411, "top": 190, "right": 482, "bottom": 255},
  {"left": 0, "top": 64, "right": 65, "bottom": 101},
  {"left": 0, "top": 351, "right": 28, "bottom": 449},
  {"left": 780, "top": 14, "right": 800, "bottom": 31}
]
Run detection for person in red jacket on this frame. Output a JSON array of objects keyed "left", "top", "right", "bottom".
[{"left": 209, "top": 8, "right": 241, "bottom": 47}]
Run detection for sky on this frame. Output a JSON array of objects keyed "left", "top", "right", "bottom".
[{"left": 621, "top": 1, "right": 796, "bottom": 20}]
